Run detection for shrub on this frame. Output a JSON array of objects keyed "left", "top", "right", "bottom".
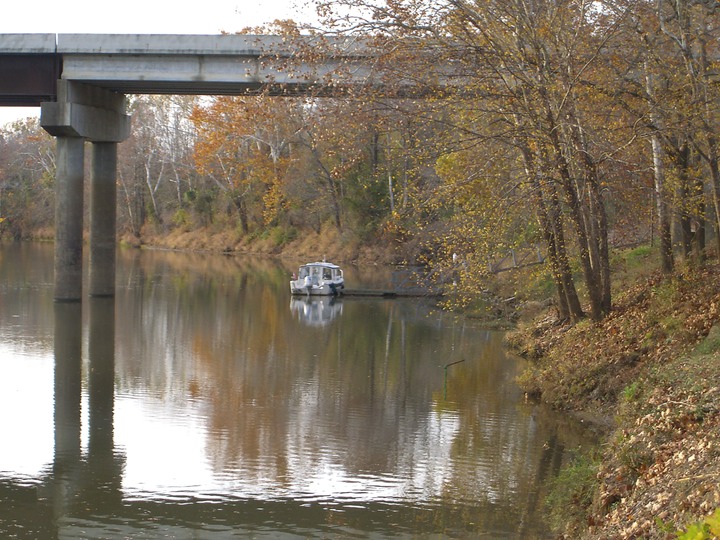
[
  {"left": 676, "top": 508, "right": 720, "bottom": 539},
  {"left": 269, "top": 226, "right": 297, "bottom": 247},
  {"left": 545, "top": 451, "right": 600, "bottom": 534}
]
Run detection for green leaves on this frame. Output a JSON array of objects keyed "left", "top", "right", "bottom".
[{"left": 676, "top": 508, "right": 720, "bottom": 539}]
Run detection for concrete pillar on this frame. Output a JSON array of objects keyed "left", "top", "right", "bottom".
[
  {"left": 89, "top": 143, "right": 118, "bottom": 297},
  {"left": 42, "top": 80, "right": 130, "bottom": 301},
  {"left": 53, "top": 136, "right": 85, "bottom": 302}
]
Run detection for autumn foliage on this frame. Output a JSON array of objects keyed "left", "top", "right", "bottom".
[{"left": 1, "top": 1, "right": 719, "bottom": 325}]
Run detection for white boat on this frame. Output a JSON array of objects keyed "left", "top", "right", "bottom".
[{"left": 290, "top": 261, "right": 344, "bottom": 296}]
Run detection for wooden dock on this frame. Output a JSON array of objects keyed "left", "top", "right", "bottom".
[
  {"left": 341, "top": 268, "right": 440, "bottom": 297},
  {"left": 341, "top": 288, "right": 436, "bottom": 298}
]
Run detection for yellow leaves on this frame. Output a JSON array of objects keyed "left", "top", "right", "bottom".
[
  {"left": 262, "top": 177, "right": 287, "bottom": 226},
  {"left": 434, "top": 151, "right": 463, "bottom": 183},
  {"left": 190, "top": 95, "right": 304, "bottom": 226}
]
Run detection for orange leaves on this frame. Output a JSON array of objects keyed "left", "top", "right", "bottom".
[{"left": 190, "top": 95, "right": 306, "bottom": 226}]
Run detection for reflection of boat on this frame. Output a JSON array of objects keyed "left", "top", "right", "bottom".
[
  {"left": 290, "top": 296, "right": 344, "bottom": 326},
  {"left": 290, "top": 261, "right": 344, "bottom": 296}
]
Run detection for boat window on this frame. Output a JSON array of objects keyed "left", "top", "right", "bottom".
[
  {"left": 323, "top": 268, "right": 332, "bottom": 279},
  {"left": 299, "top": 267, "right": 308, "bottom": 279}
]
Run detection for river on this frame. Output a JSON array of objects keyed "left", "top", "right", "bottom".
[{"left": 0, "top": 242, "right": 594, "bottom": 538}]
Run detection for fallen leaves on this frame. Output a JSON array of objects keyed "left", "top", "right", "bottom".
[
  {"left": 512, "top": 263, "right": 720, "bottom": 538},
  {"left": 584, "top": 352, "right": 720, "bottom": 539}
]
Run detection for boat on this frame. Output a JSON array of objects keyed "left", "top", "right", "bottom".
[{"left": 290, "top": 261, "right": 344, "bottom": 296}]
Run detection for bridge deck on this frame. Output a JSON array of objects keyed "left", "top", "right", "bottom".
[{"left": 0, "top": 33, "right": 373, "bottom": 105}]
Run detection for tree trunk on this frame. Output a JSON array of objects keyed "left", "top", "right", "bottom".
[
  {"left": 675, "top": 142, "right": 693, "bottom": 259},
  {"left": 519, "top": 136, "right": 584, "bottom": 322},
  {"left": 650, "top": 133, "right": 674, "bottom": 273},
  {"left": 547, "top": 181, "right": 584, "bottom": 322},
  {"left": 690, "top": 165, "right": 706, "bottom": 265},
  {"left": 386, "top": 133, "right": 395, "bottom": 213},
  {"left": 698, "top": 36, "right": 720, "bottom": 256},
  {"left": 543, "top": 100, "right": 605, "bottom": 320},
  {"left": 566, "top": 107, "right": 612, "bottom": 315},
  {"left": 144, "top": 161, "right": 164, "bottom": 226},
  {"left": 706, "top": 142, "right": 720, "bottom": 256},
  {"left": 311, "top": 147, "right": 343, "bottom": 230},
  {"left": 231, "top": 193, "right": 249, "bottom": 234},
  {"left": 645, "top": 66, "right": 675, "bottom": 273}
]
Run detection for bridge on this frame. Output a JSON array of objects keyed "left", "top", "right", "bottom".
[{"left": 0, "top": 33, "right": 375, "bottom": 301}]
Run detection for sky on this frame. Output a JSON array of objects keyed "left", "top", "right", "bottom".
[{"left": 0, "top": 0, "right": 319, "bottom": 126}]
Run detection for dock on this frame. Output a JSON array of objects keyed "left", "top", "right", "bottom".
[
  {"left": 341, "top": 288, "right": 437, "bottom": 298},
  {"left": 342, "top": 288, "right": 399, "bottom": 297},
  {"left": 340, "top": 268, "right": 440, "bottom": 298}
]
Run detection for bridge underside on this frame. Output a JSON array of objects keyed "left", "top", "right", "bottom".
[{"left": 0, "top": 54, "right": 59, "bottom": 106}]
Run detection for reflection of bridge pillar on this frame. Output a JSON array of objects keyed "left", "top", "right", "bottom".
[
  {"left": 88, "top": 296, "right": 116, "bottom": 457},
  {"left": 53, "top": 301, "right": 82, "bottom": 460},
  {"left": 52, "top": 301, "right": 83, "bottom": 516},
  {"left": 87, "top": 296, "right": 124, "bottom": 507},
  {"left": 51, "top": 292, "right": 125, "bottom": 521},
  {"left": 41, "top": 80, "right": 130, "bottom": 301}
]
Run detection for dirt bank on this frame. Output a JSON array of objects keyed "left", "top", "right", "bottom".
[{"left": 508, "top": 261, "right": 720, "bottom": 538}]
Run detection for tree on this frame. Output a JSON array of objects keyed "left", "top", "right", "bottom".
[
  {"left": 116, "top": 95, "right": 198, "bottom": 237},
  {"left": 315, "top": 0, "right": 626, "bottom": 319},
  {"left": 601, "top": 0, "right": 720, "bottom": 269},
  {"left": 191, "top": 94, "right": 306, "bottom": 234},
  {"left": 0, "top": 118, "right": 55, "bottom": 239}
]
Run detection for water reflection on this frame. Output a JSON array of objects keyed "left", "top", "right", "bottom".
[
  {"left": 0, "top": 244, "right": 597, "bottom": 538},
  {"left": 290, "top": 296, "right": 344, "bottom": 327},
  {"left": 53, "top": 299, "right": 122, "bottom": 533}
]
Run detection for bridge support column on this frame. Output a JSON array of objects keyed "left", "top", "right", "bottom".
[
  {"left": 53, "top": 136, "right": 85, "bottom": 301},
  {"left": 41, "top": 81, "right": 130, "bottom": 301},
  {"left": 89, "top": 143, "right": 118, "bottom": 297}
]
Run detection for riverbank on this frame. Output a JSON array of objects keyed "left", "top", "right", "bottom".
[
  {"left": 507, "top": 250, "right": 720, "bottom": 538},
  {"left": 119, "top": 224, "right": 404, "bottom": 266}
]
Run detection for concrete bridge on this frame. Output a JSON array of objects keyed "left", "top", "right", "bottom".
[{"left": 0, "top": 33, "right": 373, "bottom": 301}]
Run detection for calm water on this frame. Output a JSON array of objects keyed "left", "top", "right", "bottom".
[{"left": 0, "top": 243, "right": 593, "bottom": 539}]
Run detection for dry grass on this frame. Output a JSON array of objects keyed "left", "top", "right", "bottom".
[{"left": 124, "top": 222, "right": 401, "bottom": 267}]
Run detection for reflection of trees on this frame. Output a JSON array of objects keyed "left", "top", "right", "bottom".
[
  {"left": 111, "top": 249, "right": 595, "bottom": 535},
  {"left": 0, "top": 246, "right": 604, "bottom": 536},
  {"left": 0, "top": 243, "right": 55, "bottom": 354}
]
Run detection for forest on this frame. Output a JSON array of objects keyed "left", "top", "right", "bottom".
[{"left": 0, "top": 0, "right": 718, "bottom": 323}]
